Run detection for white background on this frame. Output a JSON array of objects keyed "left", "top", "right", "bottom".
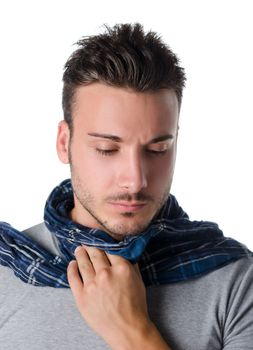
[{"left": 0, "top": 0, "right": 252, "bottom": 249}]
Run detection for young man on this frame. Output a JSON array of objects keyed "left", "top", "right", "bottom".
[{"left": 0, "top": 23, "right": 253, "bottom": 350}]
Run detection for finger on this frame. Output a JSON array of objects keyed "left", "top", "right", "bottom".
[
  {"left": 104, "top": 252, "right": 143, "bottom": 278},
  {"left": 82, "top": 245, "right": 111, "bottom": 273},
  {"left": 104, "top": 251, "right": 131, "bottom": 266},
  {"left": 74, "top": 246, "right": 95, "bottom": 283},
  {"left": 67, "top": 260, "right": 83, "bottom": 298}
]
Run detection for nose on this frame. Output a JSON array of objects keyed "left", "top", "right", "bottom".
[{"left": 117, "top": 151, "right": 148, "bottom": 193}]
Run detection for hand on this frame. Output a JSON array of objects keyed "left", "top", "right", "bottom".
[{"left": 67, "top": 245, "right": 152, "bottom": 349}]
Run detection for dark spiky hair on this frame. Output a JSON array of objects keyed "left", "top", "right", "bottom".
[{"left": 62, "top": 23, "right": 186, "bottom": 132}]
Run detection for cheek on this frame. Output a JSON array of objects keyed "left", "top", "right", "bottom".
[
  {"left": 151, "top": 162, "right": 173, "bottom": 182},
  {"left": 148, "top": 152, "right": 176, "bottom": 188},
  {"left": 71, "top": 145, "right": 116, "bottom": 186},
  {"left": 152, "top": 148, "right": 176, "bottom": 174}
]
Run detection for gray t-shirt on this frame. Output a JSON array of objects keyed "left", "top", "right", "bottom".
[{"left": 0, "top": 223, "right": 253, "bottom": 349}]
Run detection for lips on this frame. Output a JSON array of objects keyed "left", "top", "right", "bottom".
[{"left": 108, "top": 202, "right": 147, "bottom": 212}]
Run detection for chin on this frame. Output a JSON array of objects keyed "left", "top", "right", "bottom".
[{"left": 105, "top": 218, "right": 151, "bottom": 238}]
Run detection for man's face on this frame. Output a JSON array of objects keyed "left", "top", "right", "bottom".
[{"left": 57, "top": 83, "right": 179, "bottom": 240}]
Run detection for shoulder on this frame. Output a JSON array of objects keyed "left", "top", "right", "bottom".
[
  {"left": 191, "top": 256, "right": 253, "bottom": 302},
  {"left": 147, "top": 257, "right": 253, "bottom": 348},
  {"left": 212, "top": 255, "right": 253, "bottom": 290},
  {"left": 207, "top": 255, "right": 253, "bottom": 281},
  {"left": 216, "top": 256, "right": 253, "bottom": 346},
  {"left": 0, "top": 223, "right": 47, "bottom": 293},
  {"left": 146, "top": 256, "right": 253, "bottom": 314},
  {"left": 0, "top": 222, "right": 61, "bottom": 298},
  {"left": 22, "top": 222, "right": 50, "bottom": 240},
  {"left": 22, "top": 222, "right": 62, "bottom": 256}
]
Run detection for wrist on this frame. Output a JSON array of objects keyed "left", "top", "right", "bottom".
[{"left": 110, "top": 320, "right": 172, "bottom": 350}]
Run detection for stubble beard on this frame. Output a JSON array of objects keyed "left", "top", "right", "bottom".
[
  {"left": 68, "top": 145, "right": 171, "bottom": 239},
  {"left": 70, "top": 171, "right": 170, "bottom": 240}
]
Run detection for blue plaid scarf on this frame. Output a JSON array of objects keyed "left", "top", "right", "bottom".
[{"left": 0, "top": 179, "right": 251, "bottom": 288}]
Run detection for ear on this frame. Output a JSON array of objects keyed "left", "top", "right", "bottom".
[{"left": 56, "top": 120, "right": 70, "bottom": 164}]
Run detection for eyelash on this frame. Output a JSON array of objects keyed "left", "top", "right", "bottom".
[
  {"left": 96, "top": 149, "right": 116, "bottom": 156},
  {"left": 95, "top": 149, "right": 167, "bottom": 156}
]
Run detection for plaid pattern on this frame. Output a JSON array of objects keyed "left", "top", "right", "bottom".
[{"left": 0, "top": 179, "right": 252, "bottom": 288}]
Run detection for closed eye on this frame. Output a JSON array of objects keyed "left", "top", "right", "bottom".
[
  {"left": 147, "top": 149, "right": 168, "bottom": 156},
  {"left": 96, "top": 149, "right": 117, "bottom": 156},
  {"left": 95, "top": 148, "right": 169, "bottom": 156}
]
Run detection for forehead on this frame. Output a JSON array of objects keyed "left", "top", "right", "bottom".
[{"left": 72, "top": 83, "right": 179, "bottom": 136}]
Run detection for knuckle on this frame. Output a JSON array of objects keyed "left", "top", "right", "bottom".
[
  {"left": 86, "top": 247, "right": 104, "bottom": 261},
  {"left": 97, "top": 268, "right": 110, "bottom": 281},
  {"left": 79, "top": 261, "right": 92, "bottom": 270},
  {"left": 115, "top": 262, "right": 131, "bottom": 275},
  {"left": 90, "top": 252, "right": 100, "bottom": 260}
]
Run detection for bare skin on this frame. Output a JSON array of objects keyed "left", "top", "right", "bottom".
[
  {"left": 67, "top": 245, "right": 172, "bottom": 350},
  {"left": 56, "top": 83, "right": 179, "bottom": 240},
  {"left": 57, "top": 83, "right": 178, "bottom": 348}
]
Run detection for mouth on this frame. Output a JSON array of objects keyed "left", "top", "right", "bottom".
[{"left": 108, "top": 202, "right": 147, "bottom": 212}]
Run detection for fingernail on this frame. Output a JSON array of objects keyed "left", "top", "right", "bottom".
[{"left": 74, "top": 246, "right": 82, "bottom": 255}]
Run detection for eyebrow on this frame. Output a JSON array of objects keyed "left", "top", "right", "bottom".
[{"left": 87, "top": 133, "right": 174, "bottom": 144}]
